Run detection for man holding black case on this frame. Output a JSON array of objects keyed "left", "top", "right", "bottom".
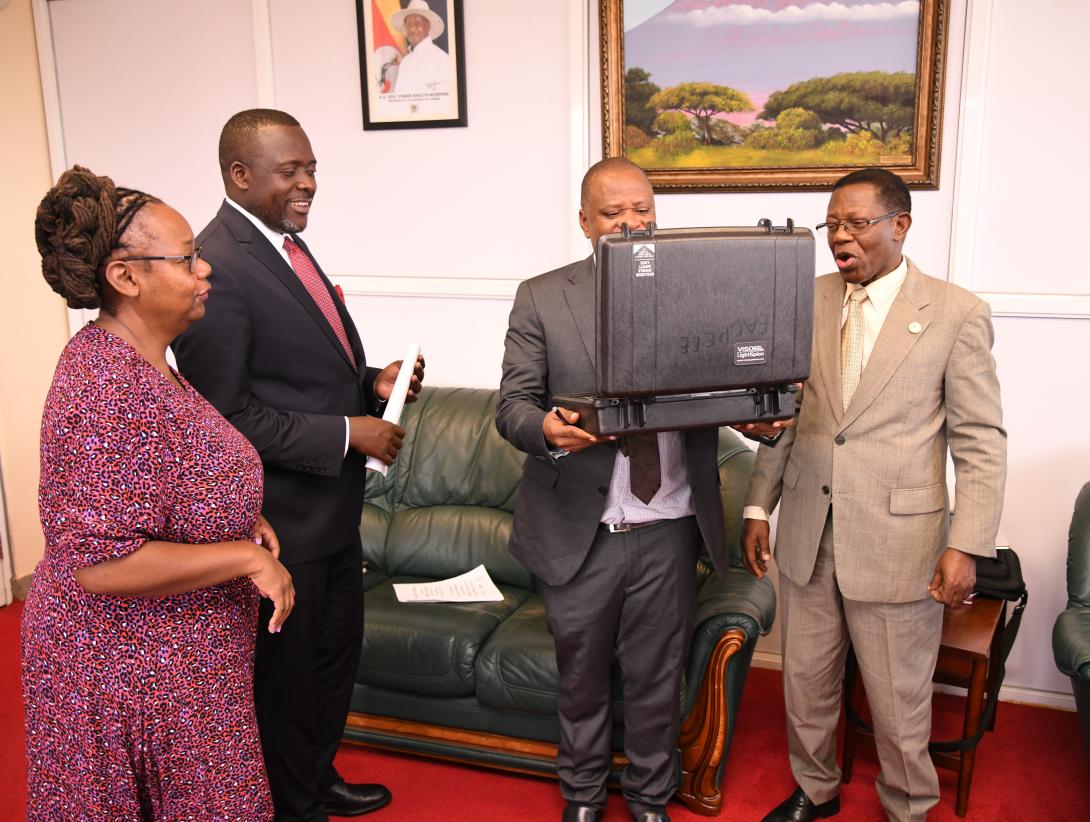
[{"left": 496, "top": 158, "right": 785, "bottom": 822}]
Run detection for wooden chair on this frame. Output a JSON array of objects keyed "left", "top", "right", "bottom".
[{"left": 841, "top": 597, "right": 1007, "bottom": 817}]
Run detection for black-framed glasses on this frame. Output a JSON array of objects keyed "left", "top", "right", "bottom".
[
  {"left": 119, "top": 246, "right": 203, "bottom": 273},
  {"left": 816, "top": 210, "right": 903, "bottom": 236}
]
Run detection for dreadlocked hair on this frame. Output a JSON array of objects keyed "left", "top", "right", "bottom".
[{"left": 35, "top": 165, "right": 160, "bottom": 309}]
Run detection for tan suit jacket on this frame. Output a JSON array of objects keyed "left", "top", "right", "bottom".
[{"left": 745, "top": 259, "right": 1006, "bottom": 603}]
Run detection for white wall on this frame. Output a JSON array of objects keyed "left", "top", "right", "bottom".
[{"left": 32, "top": 0, "right": 1089, "bottom": 703}]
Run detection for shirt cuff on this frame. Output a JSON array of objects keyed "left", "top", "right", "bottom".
[
  {"left": 344, "top": 417, "right": 350, "bottom": 457},
  {"left": 742, "top": 505, "right": 769, "bottom": 521}
]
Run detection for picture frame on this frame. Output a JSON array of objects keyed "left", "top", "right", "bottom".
[
  {"left": 600, "top": 0, "right": 949, "bottom": 192},
  {"left": 355, "top": 0, "right": 467, "bottom": 130}
]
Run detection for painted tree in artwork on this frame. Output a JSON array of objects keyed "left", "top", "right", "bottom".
[
  {"left": 648, "top": 82, "right": 753, "bottom": 145},
  {"left": 625, "top": 67, "right": 661, "bottom": 134},
  {"left": 760, "top": 71, "right": 916, "bottom": 141}
]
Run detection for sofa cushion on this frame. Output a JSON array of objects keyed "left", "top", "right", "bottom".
[
  {"left": 475, "top": 596, "right": 625, "bottom": 716},
  {"left": 398, "top": 387, "right": 525, "bottom": 513},
  {"left": 383, "top": 506, "right": 533, "bottom": 590},
  {"left": 360, "top": 578, "right": 532, "bottom": 697}
]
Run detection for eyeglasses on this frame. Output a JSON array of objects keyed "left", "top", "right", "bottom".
[
  {"left": 119, "top": 246, "right": 203, "bottom": 273},
  {"left": 815, "top": 210, "right": 903, "bottom": 236}
]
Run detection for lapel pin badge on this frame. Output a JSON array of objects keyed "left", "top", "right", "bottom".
[{"left": 908, "top": 321, "right": 922, "bottom": 334}]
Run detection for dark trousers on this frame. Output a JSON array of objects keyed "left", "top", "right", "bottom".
[
  {"left": 541, "top": 516, "right": 701, "bottom": 815},
  {"left": 254, "top": 536, "right": 365, "bottom": 822}
]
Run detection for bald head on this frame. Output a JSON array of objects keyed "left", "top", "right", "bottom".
[
  {"left": 578, "top": 158, "right": 655, "bottom": 250},
  {"left": 579, "top": 157, "right": 648, "bottom": 210}
]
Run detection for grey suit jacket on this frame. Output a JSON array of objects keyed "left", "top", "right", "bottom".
[
  {"left": 744, "top": 259, "right": 1006, "bottom": 603},
  {"left": 496, "top": 256, "right": 729, "bottom": 587}
]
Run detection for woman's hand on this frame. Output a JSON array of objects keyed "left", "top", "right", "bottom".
[
  {"left": 248, "top": 547, "right": 295, "bottom": 634},
  {"left": 253, "top": 515, "right": 281, "bottom": 560}
]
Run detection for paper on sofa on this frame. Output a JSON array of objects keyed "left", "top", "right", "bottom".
[{"left": 393, "top": 564, "right": 504, "bottom": 603}]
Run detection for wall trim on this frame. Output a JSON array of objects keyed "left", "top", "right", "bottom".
[
  {"left": 12, "top": 573, "right": 32, "bottom": 602},
  {"left": 567, "top": 0, "right": 591, "bottom": 261},
  {"left": 948, "top": 0, "right": 1090, "bottom": 319},
  {"left": 251, "top": 0, "right": 276, "bottom": 108},
  {"left": 30, "top": 0, "right": 65, "bottom": 180},
  {"left": 30, "top": 0, "right": 88, "bottom": 337},
  {"left": 752, "top": 650, "right": 1076, "bottom": 711},
  {"left": 335, "top": 274, "right": 521, "bottom": 301},
  {"left": 0, "top": 459, "right": 12, "bottom": 606}
]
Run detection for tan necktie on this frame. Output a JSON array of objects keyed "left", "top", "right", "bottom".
[{"left": 840, "top": 286, "right": 868, "bottom": 410}]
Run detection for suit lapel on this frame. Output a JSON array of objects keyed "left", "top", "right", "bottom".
[
  {"left": 219, "top": 204, "right": 357, "bottom": 372},
  {"left": 840, "top": 261, "right": 931, "bottom": 429},
  {"left": 815, "top": 276, "right": 845, "bottom": 424},
  {"left": 564, "top": 256, "right": 597, "bottom": 372}
]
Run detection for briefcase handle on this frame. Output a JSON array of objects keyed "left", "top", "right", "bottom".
[
  {"left": 620, "top": 221, "right": 657, "bottom": 239},
  {"left": 758, "top": 218, "right": 796, "bottom": 234}
]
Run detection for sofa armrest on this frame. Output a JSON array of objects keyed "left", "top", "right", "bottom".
[
  {"left": 675, "top": 568, "right": 775, "bottom": 814},
  {"left": 694, "top": 567, "right": 776, "bottom": 634},
  {"left": 1053, "top": 607, "right": 1090, "bottom": 681},
  {"left": 682, "top": 567, "right": 775, "bottom": 718}
]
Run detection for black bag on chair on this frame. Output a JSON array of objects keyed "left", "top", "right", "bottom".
[
  {"left": 847, "top": 548, "right": 1029, "bottom": 754},
  {"left": 928, "top": 548, "right": 1028, "bottom": 753},
  {"left": 973, "top": 547, "right": 1027, "bottom": 602}
]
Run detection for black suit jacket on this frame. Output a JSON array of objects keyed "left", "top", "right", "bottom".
[
  {"left": 174, "top": 201, "right": 382, "bottom": 563},
  {"left": 495, "top": 256, "right": 729, "bottom": 586}
]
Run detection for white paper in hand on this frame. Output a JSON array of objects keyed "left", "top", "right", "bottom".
[
  {"left": 393, "top": 564, "right": 504, "bottom": 603},
  {"left": 365, "top": 341, "right": 420, "bottom": 476}
]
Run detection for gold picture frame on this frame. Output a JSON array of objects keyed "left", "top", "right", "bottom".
[{"left": 600, "top": 0, "right": 949, "bottom": 192}]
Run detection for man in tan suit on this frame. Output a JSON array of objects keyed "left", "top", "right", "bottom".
[{"left": 742, "top": 168, "right": 1006, "bottom": 822}]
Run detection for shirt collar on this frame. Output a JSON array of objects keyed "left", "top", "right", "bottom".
[
  {"left": 225, "top": 197, "right": 291, "bottom": 252},
  {"left": 843, "top": 256, "right": 908, "bottom": 309}
]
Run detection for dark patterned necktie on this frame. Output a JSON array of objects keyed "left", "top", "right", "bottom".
[
  {"left": 626, "top": 432, "right": 661, "bottom": 504},
  {"left": 283, "top": 237, "right": 356, "bottom": 369}
]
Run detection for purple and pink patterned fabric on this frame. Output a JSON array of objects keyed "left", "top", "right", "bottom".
[{"left": 21, "top": 324, "right": 273, "bottom": 820}]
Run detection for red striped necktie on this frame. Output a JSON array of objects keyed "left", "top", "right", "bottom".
[{"left": 283, "top": 236, "right": 356, "bottom": 369}]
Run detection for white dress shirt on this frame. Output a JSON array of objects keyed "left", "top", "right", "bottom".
[
  {"left": 600, "top": 432, "right": 695, "bottom": 525},
  {"left": 743, "top": 257, "right": 908, "bottom": 522}
]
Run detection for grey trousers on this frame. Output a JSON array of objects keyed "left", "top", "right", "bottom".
[
  {"left": 541, "top": 516, "right": 701, "bottom": 815},
  {"left": 779, "top": 515, "right": 943, "bottom": 822}
]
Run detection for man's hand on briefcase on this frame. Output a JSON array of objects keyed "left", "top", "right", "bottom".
[
  {"left": 732, "top": 417, "right": 795, "bottom": 441},
  {"left": 741, "top": 518, "right": 772, "bottom": 579},
  {"left": 544, "top": 406, "right": 615, "bottom": 454}
]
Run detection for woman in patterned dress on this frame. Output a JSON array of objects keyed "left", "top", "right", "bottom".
[{"left": 21, "top": 166, "right": 295, "bottom": 820}]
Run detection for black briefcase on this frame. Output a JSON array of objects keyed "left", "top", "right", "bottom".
[{"left": 554, "top": 220, "right": 813, "bottom": 435}]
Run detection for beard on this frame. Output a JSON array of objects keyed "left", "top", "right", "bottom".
[{"left": 252, "top": 201, "right": 306, "bottom": 234}]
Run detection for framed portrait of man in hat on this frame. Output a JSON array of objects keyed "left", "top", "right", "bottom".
[{"left": 355, "top": 0, "right": 467, "bottom": 129}]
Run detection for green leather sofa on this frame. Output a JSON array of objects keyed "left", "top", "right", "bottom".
[
  {"left": 344, "top": 386, "right": 775, "bottom": 815},
  {"left": 1053, "top": 480, "right": 1090, "bottom": 775}
]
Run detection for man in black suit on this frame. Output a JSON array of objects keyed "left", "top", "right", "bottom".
[
  {"left": 495, "top": 158, "right": 785, "bottom": 822},
  {"left": 174, "top": 109, "right": 422, "bottom": 820}
]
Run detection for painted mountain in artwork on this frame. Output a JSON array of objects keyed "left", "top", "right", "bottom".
[{"left": 626, "top": 0, "right": 921, "bottom": 114}]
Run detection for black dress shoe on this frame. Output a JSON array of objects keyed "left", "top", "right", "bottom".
[
  {"left": 633, "top": 808, "right": 670, "bottom": 822},
  {"left": 562, "top": 802, "right": 601, "bottom": 822},
  {"left": 321, "top": 781, "right": 392, "bottom": 817},
  {"left": 761, "top": 786, "right": 840, "bottom": 822}
]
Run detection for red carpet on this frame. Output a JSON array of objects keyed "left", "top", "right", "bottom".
[{"left": 3, "top": 598, "right": 1087, "bottom": 820}]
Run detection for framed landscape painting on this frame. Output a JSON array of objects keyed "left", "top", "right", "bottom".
[{"left": 601, "top": 0, "right": 949, "bottom": 191}]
